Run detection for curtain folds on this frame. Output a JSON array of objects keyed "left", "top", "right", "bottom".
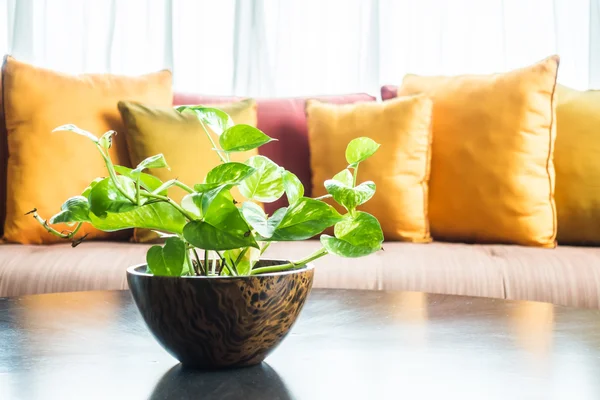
[{"left": 0, "top": 0, "right": 597, "bottom": 96}]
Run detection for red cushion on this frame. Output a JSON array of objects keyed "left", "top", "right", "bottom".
[
  {"left": 380, "top": 85, "right": 398, "bottom": 101},
  {"left": 173, "top": 93, "right": 376, "bottom": 214}
]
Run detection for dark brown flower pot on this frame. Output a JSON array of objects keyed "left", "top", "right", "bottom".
[{"left": 126, "top": 261, "right": 314, "bottom": 369}]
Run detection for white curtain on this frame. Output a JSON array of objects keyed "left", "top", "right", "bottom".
[{"left": 0, "top": 0, "right": 597, "bottom": 97}]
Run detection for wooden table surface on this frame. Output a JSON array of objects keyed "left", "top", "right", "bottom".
[{"left": 1, "top": 289, "right": 599, "bottom": 399}]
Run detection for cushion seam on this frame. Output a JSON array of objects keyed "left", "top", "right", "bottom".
[
  {"left": 0, "top": 55, "right": 8, "bottom": 238},
  {"left": 422, "top": 101, "right": 433, "bottom": 241},
  {"left": 547, "top": 58, "right": 559, "bottom": 247}
]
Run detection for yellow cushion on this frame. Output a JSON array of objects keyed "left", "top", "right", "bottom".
[
  {"left": 118, "top": 99, "right": 258, "bottom": 243},
  {"left": 2, "top": 56, "right": 173, "bottom": 244},
  {"left": 398, "top": 56, "right": 559, "bottom": 247},
  {"left": 307, "top": 95, "right": 433, "bottom": 242},
  {"left": 554, "top": 85, "right": 600, "bottom": 244}
]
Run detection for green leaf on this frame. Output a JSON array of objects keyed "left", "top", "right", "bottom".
[
  {"left": 268, "top": 197, "right": 343, "bottom": 241},
  {"left": 282, "top": 170, "right": 304, "bottom": 205},
  {"left": 132, "top": 154, "right": 169, "bottom": 177},
  {"left": 183, "top": 190, "right": 258, "bottom": 251},
  {"left": 332, "top": 169, "right": 353, "bottom": 187},
  {"left": 90, "top": 201, "right": 186, "bottom": 233},
  {"left": 81, "top": 177, "right": 104, "bottom": 198},
  {"left": 205, "top": 162, "right": 256, "bottom": 185},
  {"left": 223, "top": 247, "right": 260, "bottom": 276},
  {"left": 240, "top": 202, "right": 269, "bottom": 236},
  {"left": 53, "top": 124, "right": 98, "bottom": 143},
  {"left": 183, "top": 218, "right": 258, "bottom": 251},
  {"left": 193, "top": 182, "right": 222, "bottom": 193},
  {"left": 114, "top": 165, "right": 167, "bottom": 196},
  {"left": 345, "top": 137, "right": 380, "bottom": 166},
  {"left": 205, "top": 186, "right": 235, "bottom": 215},
  {"left": 152, "top": 231, "right": 179, "bottom": 239},
  {"left": 324, "top": 180, "right": 376, "bottom": 212},
  {"left": 241, "top": 202, "right": 286, "bottom": 238},
  {"left": 98, "top": 130, "right": 117, "bottom": 151},
  {"left": 219, "top": 125, "right": 275, "bottom": 152},
  {"left": 193, "top": 163, "right": 255, "bottom": 214},
  {"left": 181, "top": 193, "right": 203, "bottom": 220},
  {"left": 49, "top": 196, "right": 91, "bottom": 225},
  {"left": 88, "top": 176, "right": 138, "bottom": 218},
  {"left": 320, "top": 212, "right": 383, "bottom": 257},
  {"left": 146, "top": 237, "right": 186, "bottom": 277},
  {"left": 183, "top": 190, "right": 237, "bottom": 221},
  {"left": 203, "top": 191, "right": 237, "bottom": 224},
  {"left": 195, "top": 162, "right": 255, "bottom": 213},
  {"left": 239, "top": 156, "right": 285, "bottom": 203},
  {"left": 177, "top": 106, "right": 233, "bottom": 135}
]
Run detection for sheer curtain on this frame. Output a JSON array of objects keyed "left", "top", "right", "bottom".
[{"left": 0, "top": 0, "right": 597, "bottom": 97}]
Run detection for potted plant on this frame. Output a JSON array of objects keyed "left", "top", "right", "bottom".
[{"left": 32, "top": 105, "right": 384, "bottom": 369}]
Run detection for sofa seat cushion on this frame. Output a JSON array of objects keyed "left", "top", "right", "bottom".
[
  {"left": 489, "top": 245, "right": 600, "bottom": 308},
  {"left": 0, "top": 242, "right": 152, "bottom": 297},
  {"left": 1, "top": 241, "right": 599, "bottom": 309}
]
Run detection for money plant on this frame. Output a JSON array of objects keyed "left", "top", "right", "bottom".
[{"left": 31, "top": 106, "right": 384, "bottom": 277}]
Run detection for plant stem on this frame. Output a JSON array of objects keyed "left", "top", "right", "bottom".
[
  {"left": 140, "top": 192, "right": 197, "bottom": 221},
  {"left": 234, "top": 247, "right": 249, "bottom": 265},
  {"left": 135, "top": 176, "right": 141, "bottom": 206},
  {"left": 228, "top": 259, "right": 240, "bottom": 276},
  {"left": 259, "top": 241, "right": 271, "bottom": 255},
  {"left": 184, "top": 250, "right": 194, "bottom": 276},
  {"left": 251, "top": 247, "right": 328, "bottom": 275},
  {"left": 313, "top": 194, "right": 332, "bottom": 201},
  {"left": 216, "top": 251, "right": 238, "bottom": 276},
  {"left": 353, "top": 163, "right": 359, "bottom": 187},
  {"left": 191, "top": 248, "right": 203, "bottom": 276},
  {"left": 69, "top": 222, "right": 83, "bottom": 238},
  {"left": 211, "top": 256, "right": 217, "bottom": 276},
  {"left": 98, "top": 145, "right": 136, "bottom": 203},
  {"left": 198, "top": 119, "right": 227, "bottom": 163},
  {"left": 151, "top": 179, "right": 194, "bottom": 195},
  {"left": 204, "top": 250, "right": 209, "bottom": 277},
  {"left": 31, "top": 211, "right": 82, "bottom": 239}
]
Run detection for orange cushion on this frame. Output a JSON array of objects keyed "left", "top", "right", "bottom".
[
  {"left": 0, "top": 56, "right": 6, "bottom": 238},
  {"left": 2, "top": 56, "right": 173, "bottom": 244},
  {"left": 307, "top": 95, "right": 433, "bottom": 242},
  {"left": 398, "top": 56, "right": 559, "bottom": 247},
  {"left": 554, "top": 85, "right": 600, "bottom": 244}
]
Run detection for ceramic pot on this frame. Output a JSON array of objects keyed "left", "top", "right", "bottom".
[{"left": 127, "top": 261, "right": 314, "bottom": 369}]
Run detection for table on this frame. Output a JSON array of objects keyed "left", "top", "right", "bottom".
[{"left": 1, "top": 289, "right": 599, "bottom": 399}]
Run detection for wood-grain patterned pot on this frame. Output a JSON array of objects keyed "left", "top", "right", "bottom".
[{"left": 127, "top": 261, "right": 314, "bottom": 369}]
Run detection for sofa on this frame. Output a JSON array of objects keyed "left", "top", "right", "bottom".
[
  {"left": 2, "top": 240, "right": 600, "bottom": 308},
  {"left": 1, "top": 60, "right": 600, "bottom": 309}
]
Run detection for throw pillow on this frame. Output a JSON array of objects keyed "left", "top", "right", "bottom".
[
  {"left": 307, "top": 95, "right": 433, "bottom": 242},
  {"left": 1, "top": 56, "right": 173, "bottom": 244},
  {"left": 118, "top": 99, "right": 258, "bottom": 243},
  {"left": 397, "top": 56, "right": 559, "bottom": 247},
  {"left": 380, "top": 85, "right": 398, "bottom": 101},
  {"left": 554, "top": 85, "right": 600, "bottom": 244}
]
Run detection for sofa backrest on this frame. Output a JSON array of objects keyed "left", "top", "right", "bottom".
[
  {"left": 0, "top": 81, "right": 375, "bottom": 235},
  {"left": 173, "top": 93, "right": 376, "bottom": 214}
]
